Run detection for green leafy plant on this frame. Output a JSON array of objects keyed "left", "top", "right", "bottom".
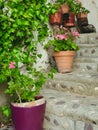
[
  {"left": 45, "top": 26, "right": 79, "bottom": 52},
  {"left": 0, "top": 0, "right": 56, "bottom": 119}
]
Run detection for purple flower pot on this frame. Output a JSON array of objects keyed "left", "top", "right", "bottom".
[{"left": 11, "top": 99, "right": 46, "bottom": 130}]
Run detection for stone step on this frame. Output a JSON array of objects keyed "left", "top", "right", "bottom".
[
  {"left": 73, "top": 57, "right": 98, "bottom": 72},
  {"left": 41, "top": 88, "right": 98, "bottom": 130},
  {"left": 45, "top": 72, "right": 98, "bottom": 96},
  {"left": 73, "top": 62, "right": 98, "bottom": 72},
  {"left": 76, "top": 47, "right": 98, "bottom": 58},
  {"left": 74, "top": 57, "right": 98, "bottom": 63},
  {"left": 76, "top": 43, "right": 98, "bottom": 57},
  {"left": 76, "top": 33, "right": 98, "bottom": 57},
  {"left": 76, "top": 33, "right": 98, "bottom": 45}
]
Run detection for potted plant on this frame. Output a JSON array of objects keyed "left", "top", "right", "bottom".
[
  {"left": 49, "top": 11, "right": 62, "bottom": 25},
  {"left": 76, "top": 7, "right": 90, "bottom": 28},
  {"left": 45, "top": 25, "right": 79, "bottom": 73},
  {"left": 63, "top": 12, "right": 76, "bottom": 27},
  {"left": 49, "top": 3, "right": 63, "bottom": 25},
  {"left": 56, "top": 0, "right": 90, "bottom": 27},
  {"left": 0, "top": 0, "right": 55, "bottom": 130}
]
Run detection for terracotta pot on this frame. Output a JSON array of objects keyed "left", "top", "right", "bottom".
[
  {"left": 62, "top": 13, "right": 69, "bottom": 21},
  {"left": 53, "top": 51, "right": 75, "bottom": 73},
  {"left": 49, "top": 12, "right": 62, "bottom": 25},
  {"left": 61, "top": 4, "right": 69, "bottom": 14},
  {"left": 11, "top": 97, "right": 46, "bottom": 130},
  {"left": 64, "top": 12, "right": 75, "bottom": 27},
  {"left": 76, "top": 13, "right": 87, "bottom": 19},
  {"left": 76, "top": 13, "right": 88, "bottom": 27}
]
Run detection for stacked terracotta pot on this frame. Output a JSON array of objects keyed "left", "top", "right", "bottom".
[{"left": 49, "top": 4, "right": 76, "bottom": 27}]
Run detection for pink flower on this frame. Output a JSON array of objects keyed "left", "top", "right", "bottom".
[
  {"left": 59, "top": 25, "right": 63, "bottom": 29},
  {"left": 55, "top": 34, "right": 68, "bottom": 40},
  {"left": 54, "top": 34, "right": 58, "bottom": 39},
  {"left": 72, "top": 30, "right": 79, "bottom": 37},
  {"left": 9, "top": 62, "right": 16, "bottom": 69},
  {"left": 63, "top": 27, "right": 68, "bottom": 31}
]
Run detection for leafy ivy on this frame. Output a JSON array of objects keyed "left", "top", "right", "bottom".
[{"left": 0, "top": 0, "right": 55, "bottom": 103}]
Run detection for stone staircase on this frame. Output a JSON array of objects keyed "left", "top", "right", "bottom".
[
  {"left": 41, "top": 33, "right": 98, "bottom": 130},
  {"left": 73, "top": 33, "right": 98, "bottom": 73},
  {"left": 0, "top": 33, "right": 98, "bottom": 130}
]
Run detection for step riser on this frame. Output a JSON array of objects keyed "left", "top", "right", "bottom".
[
  {"left": 45, "top": 80, "right": 98, "bottom": 96},
  {"left": 44, "top": 113, "right": 96, "bottom": 130},
  {"left": 45, "top": 72, "right": 98, "bottom": 96},
  {"left": 73, "top": 62, "right": 98, "bottom": 72},
  {"left": 76, "top": 33, "right": 98, "bottom": 45},
  {"left": 76, "top": 46, "right": 98, "bottom": 57},
  {"left": 76, "top": 33, "right": 98, "bottom": 58}
]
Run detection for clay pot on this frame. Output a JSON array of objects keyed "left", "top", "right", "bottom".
[
  {"left": 64, "top": 12, "right": 76, "bottom": 27},
  {"left": 76, "top": 12, "right": 89, "bottom": 29},
  {"left": 49, "top": 12, "right": 62, "bottom": 25},
  {"left": 53, "top": 51, "right": 75, "bottom": 73},
  {"left": 76, "top": 13, "right": 87, "bottom": 19}
]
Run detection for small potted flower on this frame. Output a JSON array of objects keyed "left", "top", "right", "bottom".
[{"left": 45, "top": 25, "right": 79, "bottom": 73}]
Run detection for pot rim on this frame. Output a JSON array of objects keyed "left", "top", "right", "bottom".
[
  {"left": 53, "top": 51, "right": 75, "bottom": 56},
  {"left": 11, "top": 97, "right": 45, "bottom": 108}
]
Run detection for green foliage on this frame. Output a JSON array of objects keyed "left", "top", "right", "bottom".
[
  {"left": 46, "top": 38, "right": 79, "bottom": 52},
  {"left": 66, "top": 0, "right": 90, "bottom": 14},
  {"left": 1, "top": 105, "right": 11, "bottom": 118},
  {"left": 5, "top": 68, "right": 47, "bottom": 103},
  {"left": 0, "top": 0, "right": 55, "bottom": 106},
  {"left": 0, "top": 105, "right": 11, "bottom": 123}
]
